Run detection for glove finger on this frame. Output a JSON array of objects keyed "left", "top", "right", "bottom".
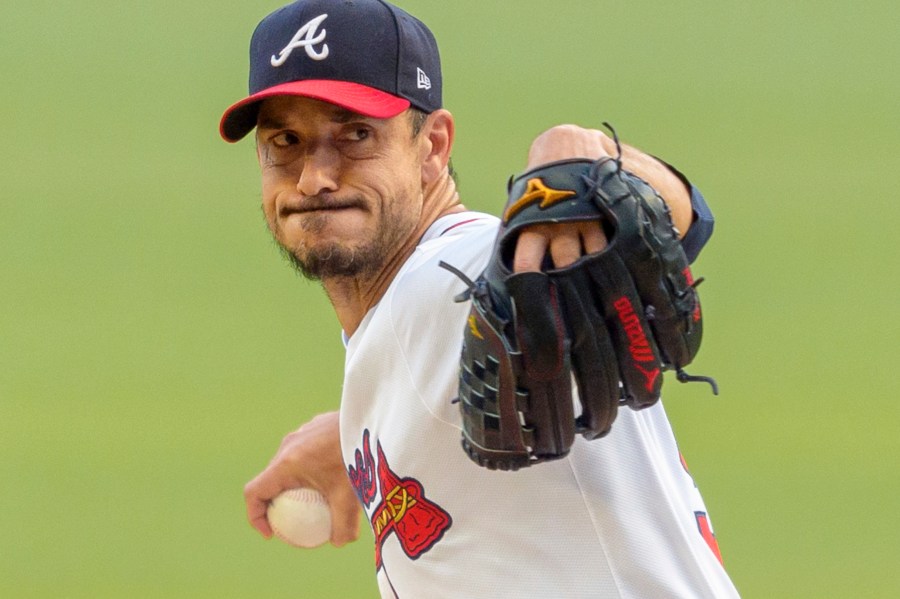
[
  {"left": 616, "top": 173, "right": 701, "bottom": 368},
  {"left": 505, "top": 272, "right": 575, "bottom": 459},
  {"left": 457, "top": 297, "right": 540, "bottom": 471},
  {"left": 505, "top": 272, "right": 567, "bottom": 380},
  {"left": 553, "top": 266, "right": 619, "bottom": 440},
  {"left": 582, "top": 251, "right": 665, "bottom": 409}
]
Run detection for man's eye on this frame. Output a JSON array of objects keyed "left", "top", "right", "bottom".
[
  {"left": 346, "top": 128, "right": 371, "bottom": 142},
  {"left": 272, "top": 132, "right": 299, "bottom": 147}
]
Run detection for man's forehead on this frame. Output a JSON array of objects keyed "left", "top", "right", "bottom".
[{"left": 257, "top": 96, "right": 378, "bottom": 129}]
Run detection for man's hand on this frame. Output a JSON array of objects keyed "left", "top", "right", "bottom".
[
  {"left": 452, "top": 137, "right": 708, "bottom": 470},
  {"left": 243, "top": 411, "right": 361, "bottom": 547},
  {"left": 525, "top": 124, "right": 617, "bottom": 169},
  {"left": 514, "top": 125, "right": 692, "bottom": 273}
]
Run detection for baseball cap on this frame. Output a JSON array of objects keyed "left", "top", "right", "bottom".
[{"left": 219, "top": 0, "right": 442, "bottom": 142}]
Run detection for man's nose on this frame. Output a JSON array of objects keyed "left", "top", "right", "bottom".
[{"left": 297, "top": 147, "right": 339, "bottom": 197}]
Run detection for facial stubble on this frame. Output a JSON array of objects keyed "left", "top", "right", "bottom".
[{"left": 267, "top": 194, "right": 418, "bottom": 282}]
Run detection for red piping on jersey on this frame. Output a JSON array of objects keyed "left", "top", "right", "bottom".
[{"left": 439, "top": 217, "right": 489, "bottom": 236}]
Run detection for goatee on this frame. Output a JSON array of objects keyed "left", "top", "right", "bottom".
[
  {"left": 275, "top": 239, "right": 377, "bottom": 281},
  {"left": 265, "top": 200, "right": 416, "bottom": 282}
]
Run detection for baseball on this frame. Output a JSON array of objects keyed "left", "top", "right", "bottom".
[{"left": 267, "top": 487, "right": 332, "bottom": 548}]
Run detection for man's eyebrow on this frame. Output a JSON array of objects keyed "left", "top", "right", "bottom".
[
  {"left": 257, "top": 114, "right": 287, "bottom": 130},
  {"left": 256, "top": 107, "right": 374, "bottom": 130},
  {"left": 329, "top": 107, "right": 373, "bottom": 124}
]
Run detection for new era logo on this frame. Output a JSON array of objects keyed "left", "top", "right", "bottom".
[{"left": 417, "top": 67, "right": 431, "bottom": 90}]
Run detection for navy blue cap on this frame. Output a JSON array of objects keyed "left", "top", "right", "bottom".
[{"left": 220, "top": 0, "right": 442, "bottom": 142}]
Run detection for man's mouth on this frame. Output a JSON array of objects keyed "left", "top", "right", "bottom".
[{"left": 281, "top": 197, "right": 365, "bottom": 217}]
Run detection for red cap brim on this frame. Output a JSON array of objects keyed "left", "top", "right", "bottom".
[{"left": 219, "top": 80, "right": 411, "bottom": 142}]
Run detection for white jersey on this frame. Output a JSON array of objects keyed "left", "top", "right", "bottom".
[{"left": 340, "top": 212, "right": 739, "bottom": 598}]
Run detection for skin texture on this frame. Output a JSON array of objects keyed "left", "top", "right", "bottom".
[
  {"left": 244, "top": 412, "right": 359, "bottom": 545},
  {"left": 256, "top": 96, "right": 462, "bottom": 337},
  {"left": 245, "top": 96, "right": 694, "bottom": 546}
]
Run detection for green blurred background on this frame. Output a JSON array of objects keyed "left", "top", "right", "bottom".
[{"left": 2, "top": 0, "right": 897, "bottom": 597}]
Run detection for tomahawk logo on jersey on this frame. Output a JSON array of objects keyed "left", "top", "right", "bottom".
[{"left": 348, "top": 429, "right": 452, "bottom": 568}]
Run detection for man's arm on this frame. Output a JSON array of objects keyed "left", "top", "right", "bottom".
[
  {"left": 243, "top": 411, "right": 360, "bottom": 547},
  {"left": 516, "top": 125, "right": 694, "bottom": 272},
  {"left": 453, "top": 126, "right": 713, "bottom": 469}
]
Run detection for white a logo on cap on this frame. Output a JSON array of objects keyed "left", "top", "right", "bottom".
[
  {"left": 271, "top": 14, "right": 329, "bottom": 66},
  {"left": 417, "top": 68, "right": 431, "bottom": 90}
]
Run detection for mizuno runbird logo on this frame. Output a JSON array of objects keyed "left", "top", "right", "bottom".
[
  {"left": 467, "top": 314, "right": 484, "bottom": 340},
  {"left": 503, "top": 177, "right": 577, "bottom": 223},
  {"left": 271, "top": 14, "right": 329, "bottom": 65}
]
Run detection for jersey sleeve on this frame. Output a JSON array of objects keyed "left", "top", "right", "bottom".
[{"left": 378, "top": 217, "right": 498, "bottom": 426}]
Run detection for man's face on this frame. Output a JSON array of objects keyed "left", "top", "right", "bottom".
[{"left": 256, "top": 96, "right": 426, "bottom": 281}]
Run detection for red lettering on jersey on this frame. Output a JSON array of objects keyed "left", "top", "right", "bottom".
[
  {"left": 349, "top": 430, "right": 452, "bottom": 569},
  {"left": 695, "top": 511, "right": 724, "bottom": 565}
]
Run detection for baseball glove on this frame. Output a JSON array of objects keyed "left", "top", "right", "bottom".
[{"left": 442, "top": 135, "right": 716, "bottom": 471}]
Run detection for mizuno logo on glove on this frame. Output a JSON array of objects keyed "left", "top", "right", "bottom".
[
  {"left": 613, "top": 296, "right": 661, "bottom": 392},
  {"left": 503, "top": 178, "right": 576, "bottom": 223}
]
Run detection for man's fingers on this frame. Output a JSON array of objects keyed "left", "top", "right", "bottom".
[
  {"left": 243, "top": 464, "right": 304, "bottom": 538},
  {"left": 526, "top": 125, "right": 614, "bottom": 169},
  {"left": 513, "top": 222, "right": 609, "bottom": 273},
  {"left": 248, "top": 501, "right": 274, "bottom": 538},
  {"left": 245, "top": 469, "right": 288, "bottom": 538},
  {"left": 326, "top": 472, "right": 362, "bottom": 546},
  {"left": 579, "top": 221, "right": 608, "bottom": 254},
  {"left": 329, "top": 491, "right": 362, "bottom": 547},
  {"left": 245, "top": 472, "right": 360, "bottom": 546},
  {"left": 548, "top": 231, "right": 582, "bottom": 269},
  {"left": 244, "top": 480, "right": 275, "bottom": 538},
  {"left": 243, "top": 413, "right": 359, "bottom": 546},
  {"left": 512, "top": 229, "right": 550, "bottom": 273}
]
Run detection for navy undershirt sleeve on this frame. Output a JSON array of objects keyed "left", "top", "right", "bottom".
[
  {"left": 681, "top": 185, "right": 714, "bottom": 264},
  {"left": 649, "top": 155, "right": 715, "bottom": 263}
]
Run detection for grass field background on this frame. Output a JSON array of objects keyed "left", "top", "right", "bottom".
[{"left": 2, "top": 1, "right": 897, "bottom": 597}]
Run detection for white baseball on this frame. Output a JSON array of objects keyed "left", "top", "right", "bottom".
[{"left": 267, "top": 487, "right": 332, "bottom": 548}]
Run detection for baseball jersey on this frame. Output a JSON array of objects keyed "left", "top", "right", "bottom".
[{"left": 340, "top": 208, "right": 739, "bottom": 598}]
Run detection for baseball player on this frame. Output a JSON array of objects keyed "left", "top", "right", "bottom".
[{"left": 221, "top": 0, "right": 739, "bottom": 597}]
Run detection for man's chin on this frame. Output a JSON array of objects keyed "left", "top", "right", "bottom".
[{"left": 277, "top": 241, "right": 373, "bottom": 281}]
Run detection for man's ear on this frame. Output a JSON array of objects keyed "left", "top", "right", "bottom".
[{"left": 420, "top": 109, "right": 454, "bottom": 185}]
